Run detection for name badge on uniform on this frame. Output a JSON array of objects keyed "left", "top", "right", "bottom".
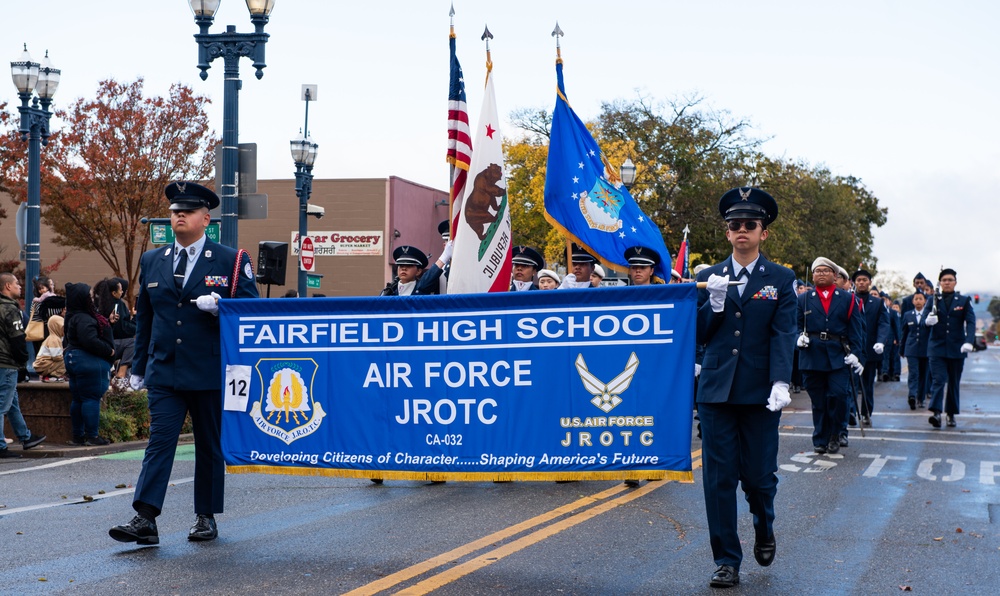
[
  {"left": 205, "top": 275, "right": 229, "bottom": 287},
  {"left": 751, "top": 285, "right": 778, "bottom": 300},
  {"left": 147, "top": 282, "right": 159, "bottom": 288}
]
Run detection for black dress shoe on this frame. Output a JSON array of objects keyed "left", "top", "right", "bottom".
[
  {"left": 109, "top": 515, "right": 159, "bottom": 545},
  {"left": 188, "top": 515, "right": 218, "bottom": 541},
  {"left": 839, "top": 435, "right": 849, "bottom": 447},
  {"left": 754, "top": 536, "right": 776, "bottom": 567},
  {"left": 813, "top": 445, "right": 827, "bottom": 454},
  {"left": 907, "top": 396, "right": 916, "bottom": 410},
  {"left": 848, "top": 414, "right": 857, "bottom": 427},
  {"left": 946, "top": 414, "right": 956, "bottom": 427},
  {"left": 826, "top": 440, "right": 840, "bottom": 454},
  {"left": 709, "top": 564, "right": 739, "bottom": 588},
  {"left": 928, "top": 412, "right": 941, "bottom": 428}
]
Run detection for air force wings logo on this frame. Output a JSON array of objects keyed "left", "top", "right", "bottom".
[
  {"left": 250, "top": 359, "right": 326, "bottom": 445},
  {"left": 575, "top": 352, "right": 639, "bottom": 413}
]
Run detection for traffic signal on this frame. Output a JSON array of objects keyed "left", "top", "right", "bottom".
[{"left": 975, "top": 294, "right": 980, "bottom": 304}]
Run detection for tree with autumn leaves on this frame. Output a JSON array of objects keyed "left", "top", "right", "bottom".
[
  {"left": 505, "top": 95, "right": 887, "bottom": 281},
  {"left": 0, "top": 78, "right": 216, "bottom": 303}
]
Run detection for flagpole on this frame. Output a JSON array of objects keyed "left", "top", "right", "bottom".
[
  {"left": 552, "top": 22, "right": 570, "bottom": 269},
  {"left": 482, "top": 25, "right": 493, "bottom": 82},
  {"left": 447, "top": 4, "right": 457, "bottom": 238}
]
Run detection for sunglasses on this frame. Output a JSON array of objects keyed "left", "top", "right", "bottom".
[{"left": 727, "top": 220, "right": 760, "bottom": 231}]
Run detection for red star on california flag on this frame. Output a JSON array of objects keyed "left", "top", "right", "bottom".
[{"left": 485, "top": 123, "right": 495, "bottom": 139}]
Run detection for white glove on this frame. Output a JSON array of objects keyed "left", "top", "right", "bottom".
[
  {"left": 924, "top": 313, "right": 938, "bottom": 326},
  {"left": 196, "top": 291, "right": 221, "bottom": 315},
  {"left": 767, "top": 381, "right": 791, "bottom": 412},
  {"left": 873, "top": 343, "right": 884, "bottom": 355},
  {"left": 844, "top": 353, "right": 863, "bottom": 375},
  {"left": 796, "top": 334, "right": 810, "bottom": 349},
  {"left": 558, "top": 273, "right": 592, "bottom": 289},
  {"left": 695, "top": 363, "right": 702, "bottom": 377},
  {"left": 961, "top": 343, "right": 974, "bottom": 353},
  {"left": 129, "top": 374, "right": 145, "bottom": 391},
  {"left": 440, "top": 240, "right": 455, "bottom": 265},
  {"left": 706, "top": 274, "right": 729, "bottom": 313}
]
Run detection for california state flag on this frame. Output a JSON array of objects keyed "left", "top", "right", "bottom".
[{"left": 448, "top": 67, "right": 512, "bottom": 293}]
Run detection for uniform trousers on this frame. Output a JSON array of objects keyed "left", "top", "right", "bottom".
[
  {"left": 133, "top": 386, "right": 224, "bottom": 516},
  {"left": 928, "top": 357, "right": 964, "bottom": 415},
  {"left": 802, "top": 368, "right": 850, "bottom": 447},
  {"left": 859, "top": 364, "right": 879, "bottom": 417},
  {"left": 906, "top": 356, "right": 928, "bottom": 404},
  {"left": 697, "top": 402, "right": 780, "bottom": 570}
]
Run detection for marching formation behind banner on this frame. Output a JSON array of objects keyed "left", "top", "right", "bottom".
[{"left": 220, "top": 284, "right": 696, "bottom": 481}]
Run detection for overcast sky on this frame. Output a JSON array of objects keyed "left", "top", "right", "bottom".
[{"left": 6, "top": 1, "right": 999, "bottom": 293}]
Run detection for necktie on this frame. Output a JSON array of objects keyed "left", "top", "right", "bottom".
[
  {"left": 736, "top": 268, "right": 748, "bottom": 297},
  {"left": 174, "top": 246, "right": 188, "bottom": 290}
]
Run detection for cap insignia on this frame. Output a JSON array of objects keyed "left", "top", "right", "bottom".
[{"left": 738, "top": 187, "right": 752, "bottom": 201}]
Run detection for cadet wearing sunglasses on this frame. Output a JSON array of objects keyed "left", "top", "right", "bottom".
[{"left": 693, "top": 187, "right": 796, "bottom": 588}]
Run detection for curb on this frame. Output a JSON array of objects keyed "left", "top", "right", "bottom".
[{"left": 11, "top": 434, "right": 195, "bottom": 459}]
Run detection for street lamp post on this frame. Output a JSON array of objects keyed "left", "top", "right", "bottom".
[
  {"left": 10, "top": 45, "right": 60, "bottom": 320},
  {"left": 620, "top": 156, "right": 637, "bottom": 192},
  {"left": 290, "top": 87, "right": 318, "bottom": 298},
  {"left": 189, "top": 0, "right": 275, "bottom": 249}
]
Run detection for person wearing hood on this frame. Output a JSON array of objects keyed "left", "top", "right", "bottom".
[
  {"left": 32, "top": 315, "right": 66, "bottom": 381},
  {"left": 63, "top": 282, "right": 115, "bottom": 447}
]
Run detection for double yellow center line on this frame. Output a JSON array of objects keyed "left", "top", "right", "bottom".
[{"left": 345, "top": 450, "right": 702, "bottom": 596}]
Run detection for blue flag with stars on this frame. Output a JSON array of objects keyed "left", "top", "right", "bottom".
[{"left": 543, "top": 61, "right": 671, "bottom": 282}]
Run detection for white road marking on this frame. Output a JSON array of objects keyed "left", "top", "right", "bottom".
[
  {"left": 779, "top": 431, "right": 1000, "bottom": 447},
  {"left": 0, "top": 477, "right": 193, "bottom": 517},
  {"left": 0, "top": 457, "right": 99, "bottom": 475}
]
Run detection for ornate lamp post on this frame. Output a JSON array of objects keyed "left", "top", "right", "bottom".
[
  {"left": 10, "top": 45, "right": 60, "bottom": 319},
  {"left": 620, "top": 156, "right": 637, "bottom": 192},
  {"left": 290, "top": 87, "right": 318, "bottom": 298},
  {"left": 189, "top": 0, "right": 275, "bottom": 248}
]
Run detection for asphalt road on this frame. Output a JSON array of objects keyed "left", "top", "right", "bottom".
[{"left": 2, "top": 350, "right": 999, "bottom": 595}]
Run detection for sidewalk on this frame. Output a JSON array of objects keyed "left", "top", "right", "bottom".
[{"left": 11, "top": 434, "right": 195, "bottom": 459}]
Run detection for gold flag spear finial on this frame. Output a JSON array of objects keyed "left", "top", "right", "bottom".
[
  {"left": 551, "top": 21, "right": 564, "bottom": 64},
  {"left": 449, "top": 2, "right": 456, "bottom": 38},
  {"left": 482, "top": 25, "right": 494, "bottom": 76}
]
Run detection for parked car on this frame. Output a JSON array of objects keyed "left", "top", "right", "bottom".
[{"left": 974, "top": 334, "right": 988, "bottom": 351}]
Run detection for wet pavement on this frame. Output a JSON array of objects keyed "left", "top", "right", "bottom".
[{"left": 1, "top": 352, "right": 998, "bottom": 594}]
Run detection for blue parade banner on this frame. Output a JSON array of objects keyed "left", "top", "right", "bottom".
[{"left": 219, "top": 284, "right": 696, "bottom": 482}]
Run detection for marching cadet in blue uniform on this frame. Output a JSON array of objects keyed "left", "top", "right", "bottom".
[
  {"left": 509, "top": 245, "right": 544, "bottom": 291},
  {"left": 900, "top": 291, "right": 931, "bottom": 409},
  {"left": 559, "top": 244, "right": 599, "bottom": 289},
  {"left": 851, "top": 270, "right": 890, "bottom": 425},
  {"left": 373, "top": 243, "right": 452, "bottom": 485},
  {"left": 110, "top": 182, "right": 259, "bottom": 545},
  {"left": 695, "top": 187, "right": 796, "bottom": 589},
  {"left": 924, "top": 268, "right": 976, "bottom": 427},
  {"left": 379, "top": 244, "right": 452, "bottom": 297},
  {"left": 624, "top": 245, "right": 660, "bottom": 286},
  {"left": 796, "top": 257, "right": 865, "bottom": 454}
]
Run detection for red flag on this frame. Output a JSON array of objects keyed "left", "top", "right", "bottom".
[{"left": 674, "top": 225, "right": 690, "bottom": 279}]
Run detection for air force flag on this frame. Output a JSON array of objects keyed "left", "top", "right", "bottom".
[{"left": 543, "top": 60, "right": 672, "bottom": 283}]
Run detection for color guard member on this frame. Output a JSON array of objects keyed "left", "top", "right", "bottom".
[
  {"left": 695, "top": 187, "right": 796, "bottom": 588},
  {"left": 924, "top": 268, "right": 976, "bottom": 427}
]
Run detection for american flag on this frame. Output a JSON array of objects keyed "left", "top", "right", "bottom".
[{"left": 447, "top": 32, "right": 471, "bottom": 235}]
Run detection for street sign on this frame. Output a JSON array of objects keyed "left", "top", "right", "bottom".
[
  {"left": 306, "top": 275, "right": 321, "bottom": 289},
  {"left": 300, "top": 236, "right": 315, "bottom": 272},
  {"left": 150, "top": 222, "right": 221, "bottom": 245}
]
